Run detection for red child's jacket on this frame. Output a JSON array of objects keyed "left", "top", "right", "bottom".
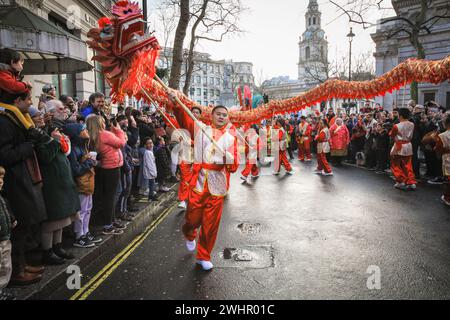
[{"left": 0, "top": 64, "right": 28, "bottom": 95}]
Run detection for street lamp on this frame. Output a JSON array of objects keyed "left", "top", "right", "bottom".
[{"left": 347, "top": 27, "right": 355, "bottom": 82}]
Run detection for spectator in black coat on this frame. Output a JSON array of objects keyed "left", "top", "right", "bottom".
[{"left": 154, "top": 136, "right": 172, "bottom": 193}]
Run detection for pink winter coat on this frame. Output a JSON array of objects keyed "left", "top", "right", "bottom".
[
  {"left": 330, "top": 124, "right": 350, "bottom": 151},
  {"left": 97, "top": 126, "right": 126, "bottom": 169}
]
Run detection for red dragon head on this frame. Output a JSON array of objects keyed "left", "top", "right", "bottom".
[{"left": 87, "top": 0, "right": 160, "bottom": 102}]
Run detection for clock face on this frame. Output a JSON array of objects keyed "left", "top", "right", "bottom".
[{"left": 304, "top": 31, "right": 312, "bottom": 40}]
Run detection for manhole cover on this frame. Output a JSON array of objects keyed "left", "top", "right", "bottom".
[
  {"left": 237, "top": 223, "right": 261, "bottom": 235},
  {"left": 218, "top": 245, "right": 274, "bottom": 269}
]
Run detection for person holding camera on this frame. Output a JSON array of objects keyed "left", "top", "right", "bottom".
[{"left": 86, "top": 115, "right": 127, "bottom": 236}]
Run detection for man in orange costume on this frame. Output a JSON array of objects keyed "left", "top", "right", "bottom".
[
  {"left": 434, "top": 114, "right": 450, "bottom": 206},
  {"left": 389, "top": 108, "right": 417, "bottom": 191},
  {"left": 172, "top": 103, "right": 239, "bottom": 271},
  {"left": 297, "top": 116, "right": 312, "bottom": 162},
  {"left": 314, "top": 118, "right": 333, "bottom": 176},
  {"left": 240, "top": 125, "right": 261, "bottom": 182},
  {"left": 272, "top": 118, "right": 295, "bottom": 176},
  {"left": 176, "top": 107, "right": 202, "bottom": 210}
]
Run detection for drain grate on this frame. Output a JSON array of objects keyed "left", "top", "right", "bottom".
[
  {"left": 217, "top": 245, "right": 274, "bottom": 269},
  {"left": 237, "top": 223, "right": 261, "bottom": 235}
]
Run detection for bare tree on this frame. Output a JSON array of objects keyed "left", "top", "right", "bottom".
[
  {"left": 182, "top": 0, "right": 246, "bottom": 95},
  {"left": 156, "top": 3, "right": 178, "bottom": 71},
  {"left": 254, "top": 68, "right": 269, "bottom": 95},
  {"left": 167, "top": 0, "right": 190, "bottom": 90},
  {"left": 329, "top": 0, "right": 450, "bottom": 101}
]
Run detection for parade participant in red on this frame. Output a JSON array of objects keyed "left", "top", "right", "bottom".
[
  {"left": 176, "top": 107, "right": 202, "bottom": 210},
  {"left": 272, "top": 118, "right": 295, "bottom": 176},
  {"left": 315, "top": 118, "right": 333, "bottom": 176},
  {"left": 297, "top": 116, "right": 312, "bottom": 162},
  {"left": 241, "top": 125, "right": 261, "bottom": 182},
  {"left": 390, "top": 108, "right": 417, "bottom": 191},
  {"left": 434, "top": 114, "right": 450, "bottom": 206},
  {"left": 327, "top": 109, "right": 337, "bottom": 127},
  {"left": 172, "top": 103, "right": 239, "bottom": 271}
]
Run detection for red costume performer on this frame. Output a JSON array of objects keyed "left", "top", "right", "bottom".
[
  {"left": 315, "top": 125, "right": 333, "bottom": 175},
  {"left": 241, "top": 128, "right": 261, "bottom": 179},
  {"left": 272, "top": 122, "right": 293, "bottom": 174},
  {"left": 435, "top": 127, "right": 450, "bottom": 205},
  {"left": 174, "top": 131, "right": 193, "bottom": 206},
  {"left": 173, "top": 106, "right": 239, "bottom": 270},
  {"left": 297, "top": 118, "right": 312, "bottom": 161},
  {"left": 390, "top": 120, "right": 417, "bottom": 190}
]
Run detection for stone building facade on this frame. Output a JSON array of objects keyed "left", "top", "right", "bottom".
[
  {"left": 371, "top": 0, "right": 450, "bottom": 110},
  {"left": 159, "top": 47, "right": 255, "bottom": 107},
  {"left": 0, "top": 0, "right": 112, "bottom": 105}
]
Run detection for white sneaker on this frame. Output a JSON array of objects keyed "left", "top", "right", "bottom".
[
  {"left": 178, "top": 201, "right": 187, "bottom": 210},
  {"left": 186, "top": 240, "right": 196, "bottom": 252},
  {"left": 160, "top": 186, "right": 171, "bottom": 192},
  {"left": 196, "top": 260, "right": 214, "bottom": 271},
  {"left": 394, "top": 182, "right": 406, "bottom": 190},
  {"left": 407, "top": 184, "right": 417, "bottom": 191},
  {"left": 441, "top": 196, "right": 450, "bottom": 207},
  {"left": 323, "top": 172, "right": 334, "bottom": 176},
  {"left": 314, "top": 170, "right": 323, "bottom": 175},
  {"left": 251, "top": 174, "right": 260, "bottom": 179},
  {"left": 240, "top": 175, "right": 248, "bottom": 181},
  {"left": 306, "top": 159, "right": 312, "bottom": 162},
  {"left": 286, "top": 170, "right": 295, "bottom": 175},
  {"left": 272, "top": 171, "right": 280, "bottom": 176}
]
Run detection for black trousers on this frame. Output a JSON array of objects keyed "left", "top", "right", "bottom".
[
  {"left": 376, "top": 148, "right": 389, "bottom": 171},
  {"left": 11, "top": 224, "right": 30, "bottom": 274},
  {"left": 412, "top": 143, "right": 421, "bottom": 178},
  {"left": 424, "top": 149, "right": 442, "bottom": 178},
  {"left": 92, "top": 167, "right": 121, "bottom": 227}
]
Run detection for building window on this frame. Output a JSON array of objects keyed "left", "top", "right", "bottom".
[
  {"left": 197, "top": 100, "right": 202, "bottom": 105},
  {"left": 190, "top": 88, "right": 195, "bottom": 96},
  {"left": 215, "top": 78, "right": 220, "bottom": 85},
  {"left": 210, "top": 77, "right": 214, "bottom": 85},
  {"left": 305, "top": 46, "right": 310, "bottom": 60},
  {"left": 423, "top": 92, "right": 436, "bottom": 105},
  {"left": 197, "top": 88, "right": 202, "bottom": 96},
  {"left": 48, "top": 12, "right": 76, "bottom": 37},
  {"left": 216, "top": 89, "right": 221, "bottom": 97},
  {"left": 204, "top": 89, "right": 208, "bottom": 99},
  {"left": 313, "top": 17, "right": 316, "bottom": 25},
  {"left": 51, "top": 73, "right": 75, "bottom": 98},
  {"left": 309, "top": 17, "right": 311, "bottom": 26},
  {"left": 94, "top": 60, "right": 106, "bottom": 94}
]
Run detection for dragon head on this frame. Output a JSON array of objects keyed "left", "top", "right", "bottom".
[{"left": 87, "top": 0, "right": 160, "bottom": 102}]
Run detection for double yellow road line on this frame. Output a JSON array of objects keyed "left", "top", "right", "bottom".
[{"left": 70, "top": 204, "right": 177, "bottom": 300}]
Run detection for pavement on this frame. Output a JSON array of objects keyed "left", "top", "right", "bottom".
[
  {"left": 45, "top": 158, "right": 450, "bottom": 300},
  {"left": 8, "top": 183, "right": 179, "bottom": 300}
]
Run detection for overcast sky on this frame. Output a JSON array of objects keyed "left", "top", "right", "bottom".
[{"left": 140, "top": 0, "right": 395, "bottom": 80}]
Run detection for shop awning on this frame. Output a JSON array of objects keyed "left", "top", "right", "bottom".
[{"left": 0, "top": 4, "right": 93, "bottom": 74}]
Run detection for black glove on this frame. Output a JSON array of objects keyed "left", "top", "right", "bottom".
[{"left": 27, "top": 127, "right": 52, "bottom": 145}]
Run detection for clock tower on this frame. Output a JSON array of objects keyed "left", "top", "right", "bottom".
[{"left": 298, "top": 0, "right": 328, "bottom": 84}]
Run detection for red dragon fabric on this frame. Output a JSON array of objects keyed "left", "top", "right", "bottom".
[{"left": 87, "top": 1, "right": 450, "bottom": 126}]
